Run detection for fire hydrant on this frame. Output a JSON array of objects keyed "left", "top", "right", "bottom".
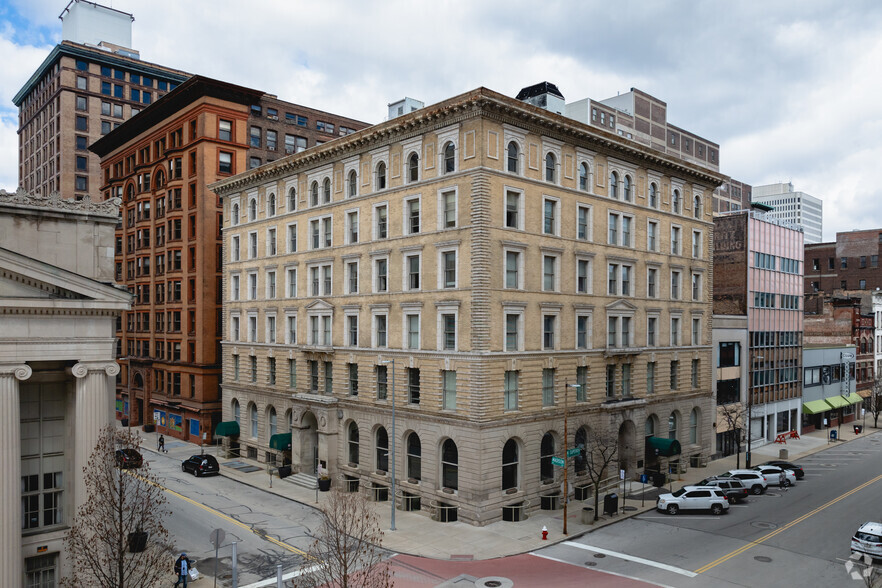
[{"left": 541, "top": 526, "right": 548, "bottom": 540}]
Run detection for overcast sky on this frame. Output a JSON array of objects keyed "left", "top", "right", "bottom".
[{"left": 2, "top": 0, "right": 880, "bottom": 240}]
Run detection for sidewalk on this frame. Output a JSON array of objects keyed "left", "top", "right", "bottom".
[{"left": 133, "top": 421, "right": 879, "bottom": 562}]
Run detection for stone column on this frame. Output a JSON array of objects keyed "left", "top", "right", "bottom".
[
  {"left": 71, "top": 362, "right": 120, "bottom": 508},
  {"left": 0, "top": 363, "right": 32, "bottom": 586}
]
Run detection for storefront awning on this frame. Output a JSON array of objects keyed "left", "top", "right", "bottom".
[
  {"left": 859, "top": 389, "right": 873, "bottom": 399},
  {"left": 269, "top": 433, "right": 292, "bottom": 451},
  {"left": 802, "top": 399, "right": 832, "bottom": 415},
  {"left": 844, "top": 392, "right": 864, "bottom": 405},
  {"left": 646, "top": 436, "right": 682, "bottom": 457},
  {"left": 824, "top": 395, "right": 850, "bottom": 409},
  {"left": 215, "top": 421, "right": 240, "bottom": 437}
]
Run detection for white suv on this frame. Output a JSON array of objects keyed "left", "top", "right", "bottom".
[
  {"left": 753, "top": 465, "right": 796, "bottom": 487},
  {"left": 720, "top": 469, "right": 768, "bottom": 495},
  {"left": 656, "top": 485, "right": 730, "bottom": 515},
  {"left": 852, "top": 522, "right": 882, "bottom": 560}
]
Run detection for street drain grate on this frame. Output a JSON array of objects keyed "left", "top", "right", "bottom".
[
  {"left": 594, "top": 553, "right": 606, "bottom": 558},
  {"left": 585, "top": 561, "right": 597, "bottom": 567},
  {"left": 751, "top": 521, "right": 777, "bottom": 530},
  {"left": 754, "top": 556, "right": 772, "bottom": 563},
  {"left": 623, "top": 506, "right": 638, "bottom": 511}
]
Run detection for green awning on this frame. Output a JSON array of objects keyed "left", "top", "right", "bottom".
[
  {"left": 269, "top": 433, "right": 292, "bottom": 451},
  {"left": 215, "top": 421, "right": 240, "bottom": 437},
  {"left": 825, "top": 396, "right": 849, "bottom": 409},
  {"left": 646, "top": 436, "right": 682, "bottom": 457},
  {"left": 844, "top": 392, "right": 864, "bottom": 405},
  {"left": 803, "top": 399, "right": 832, "bottom": 415}
]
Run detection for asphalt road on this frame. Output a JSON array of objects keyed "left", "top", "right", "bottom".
[
  {"left": 147, "top": 450, "right": 322, "bottom": 586},
  {"left": 537, "top": 431, "right": 882, "bottom": 587}
]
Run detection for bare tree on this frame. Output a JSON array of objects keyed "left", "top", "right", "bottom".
[
  {"left": 296, "top": 488, "right": 393, "bottom": 588},
  {"left": 846, "top": 552, "right": 882, "bottom": 587},
  {"left": 62, "top": 425, "right": 171, "bottom": 588},
  {"left": 718, "top": 403, "right": 744, "bottom": 469},
  {"left": 869, "top": 378, "right": 882, "bottom": 429},
  {"left": 583, "top": 429, "right": 619, "bottom": 522}
]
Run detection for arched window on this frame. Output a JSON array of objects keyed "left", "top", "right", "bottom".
[
  {"left": 232, "top": 399, "right": 240, "bottom": 424},
  {"left": 649, "top": 183, "right": 658, "bottom": 208},
  {"left": 645, "top": 414, "right": 658, "bottom": 438},
  {"left": 348, "top": 170, "right": 357, "bottom": 198},
  {"left": 579, "top": 162, "right": 589, "bottom": 191},
  {"left": 310, "top": 181, "right": 319, "bottom": 206},
  {"left": 322, "top": 178, "right": 331, "bottom": 203},
  {"left": 545, "top": 152, "right": 556, "bottom": 182},
  {"left": 690, "top": 408, "right": 700, "bottom": 444},
  {"left": 376, "top": 162, "right": 386, "bottom": 190},
  {"left": 408, "top": 152, "right": 419, "bottom": 183},
  {"left": 407, "top": 432, "right": 421, "bottom": 481},
  {"left": 126, "top": 184, "right": 134, "bottom": 201},
  {"left": 231, "top": 203, "right": 239, "bottom": 225},
  {"left": 441, "top": 439, "right": 458, "bottom": 489},
  {"left": 507, "top": 141, "right": 519, "bottom": 174},
  {"left": 540, "top": 432, "right": 555, "bottom": 481},
  {"left": 502, "top": 439, "right": 519, "bottom": 490},
  {"left": 348, "top": 422, "right": 359, "bottom": 465},
  {"left": 443, "top": 142, "right": 455, "bottom": 174},
  {"left": 609, "top": 171, "right": 619, "bottom": 199},
  {"left": 672, "top": 189, "right": 681, "bottom": 214},
  {"left": 574, "top": 427, "right": 588, "bottom": 474},
  {"left": 693, "top": 195, "right": 702, "bottom": 218},
  {"left": 287, "top": 187, "right": 296, "bottom": 211},
  {"left": 376, "top": 427, "right": 389, "bottom": 472},
  {"left": 268, "top": 406, "right": 277, "bottom": 437},
  {"left": 268, "top": 193, "right": 276, "bottom": 217},
  {"left": 249, "top": 199, "right": 257, "bottom": 221},
  {"left": 623, "top": 175, "right": 632, "bottom": 202},
  {"left": 154, "top": 169, "right": 165, "bottom": 190},
  {"left": 249, "top": 402, "right": 258, "bottom": 438},
  {"left": 668, "top": 412, "right": 678, "bottom": 440}
]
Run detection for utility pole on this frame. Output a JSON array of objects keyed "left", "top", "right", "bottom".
[{"left": 563, "top": 381, "right": 581, "bottom": 535}]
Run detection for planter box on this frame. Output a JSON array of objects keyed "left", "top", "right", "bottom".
[
  {"left": 142, "top": 424, "right": 155, "bottom": 433},
  {"left": 318, "top": 478, "right": 331, "bottom": 492}
]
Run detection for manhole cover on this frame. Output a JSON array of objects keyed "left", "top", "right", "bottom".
[
  {"left": 475, "top": 578, "right": 513, "bottom": 588},
  {"left": 594, "top": 553, "right": 606, "bottom": 558},
  {"left": 585, "top": 561, "right": 597, "bottom": 567},
  {"left": 623, "top": 506, "right": 638, "bottom": 511},
  {"left": 754, "top": 556, "right": 772, "bottom": 563},
  {"left": 484, "top": 582, "right": 501, "bottom": 587},
  {"left": 751, "top": 521, "right": 778, "bottom": 530}
]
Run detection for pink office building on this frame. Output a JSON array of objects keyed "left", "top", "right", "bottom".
[{"left": 714, "top": 206, "right": 804, "bottom": 458}]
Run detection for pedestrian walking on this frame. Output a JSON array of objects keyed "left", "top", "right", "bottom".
[
  {"left": 158, "top": 435, "right": 166, "bottom": 453},
  {"left": 173, "top": 552, "right": 192, "bottom": 587}
]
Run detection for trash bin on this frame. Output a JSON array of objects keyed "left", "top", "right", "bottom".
[
  {"left": 653, "top": 473, "right": 666, "bottom": 487},
  {"left": 854, "top": 425, "right": 863, "bottom": 434},
  {"left": 830, "top": 429, "right": 838, "bottom": 441},
  {"left": 603, "top": 493, "right": 618, "bottom": 516},
  {"left": 581, "top": 507, "right": 595, "bottom": 524},
  {"left": 278, "top": 465, "right": 292, "bottom": 479}
]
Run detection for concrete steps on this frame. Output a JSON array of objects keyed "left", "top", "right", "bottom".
[{"left": 287, "top": 472, "right": 317, "bottom": 490}]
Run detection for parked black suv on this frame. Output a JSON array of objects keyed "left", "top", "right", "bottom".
[
  {"left": 182, "top": 454, "right": 220, "bottom": 477},
  {"left": 115, "top": 448, "right": 143, "bottom": 469},
  {"left": 697, "top": 476, "right": 749, "bottom": 503}
]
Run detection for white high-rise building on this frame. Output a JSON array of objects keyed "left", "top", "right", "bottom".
[{"left": 752, "top": 183, "right": 823, "bottom": 243}]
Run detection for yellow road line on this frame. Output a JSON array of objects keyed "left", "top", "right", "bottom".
[
  {"left": 128, "top": 471, "right": 310, "bottom": 557},
  {"left": 694, "top": 473, "right": 882, "bottom": 574}
]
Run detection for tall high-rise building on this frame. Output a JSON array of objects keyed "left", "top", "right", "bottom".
[
  {"left": 90, "top": 75, "right": 368, "bottom": 442},
  {"left": 210, "top": 83, "right": 723, "bottom": 525},
  {"left": 752, "top": 182, "right": 823, "bottom": 244},
  {"left": 13, "top": 0, "right": 190, "bottom": 199},
  {"left": 713, "top": 207, "right": 804, "bottom": 462}
]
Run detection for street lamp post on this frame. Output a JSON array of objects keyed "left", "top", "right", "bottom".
[
  {"left": 564, "top": 381, "right": 581, "bottom": 535},
  {"left": 380, "top": 358, "right": 397, "bottom": 531}
]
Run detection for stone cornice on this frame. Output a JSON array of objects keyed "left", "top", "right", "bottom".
[{"left": 0, "top": 188, "right": 120, "bottom": 221}]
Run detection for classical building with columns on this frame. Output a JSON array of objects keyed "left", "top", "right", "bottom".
[
  {"left": 212, "top": 84, "right": 723, "bottom": 525},
  {"left": 0, "top": 189, "right": 130, "bottom": 584}
]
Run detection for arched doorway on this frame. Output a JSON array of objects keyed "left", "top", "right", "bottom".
[
  {"left": 299, "top": 412, "right": 319, "bottom": 476},
  {"left": 617, "top": 420, "right": 637, "bottom": 477}
]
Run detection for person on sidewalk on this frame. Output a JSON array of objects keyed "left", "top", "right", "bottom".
[
  {"left": 158, "top": 435, "right": 166, "bottom": 453},
  {"left": 173, "top": 552, "right": 192, "bottom": 587}
]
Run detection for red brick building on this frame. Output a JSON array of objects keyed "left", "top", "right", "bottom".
[
  {"left": 805, "top": 229, "right": 882, "bottom": 296},
  {"left": 90, "top": 75, "right": 368, "bottom": 443}
]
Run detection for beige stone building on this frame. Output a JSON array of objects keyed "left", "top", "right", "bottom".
[
  {"left": 0, "top": 189, "right": 129, "bottom": 584},
  {"left": 211, "top": 85, "right": 724, "bottom": 525}
]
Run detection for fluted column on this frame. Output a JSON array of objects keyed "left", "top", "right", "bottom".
[
  {"left": 0, "top": 363, "right": 32, "bottom": 586},
  {"left": 71, "top": 362, "right": 120, "bottom": 508}
]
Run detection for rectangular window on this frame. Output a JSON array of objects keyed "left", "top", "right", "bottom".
[
  {"left": 250, "top": 356, "right": 257, "bottom": 382},
  {"left": 406, "top": 255, "right": 420, "bottom": 290},
  {"left": 576, "top": 315, "right": 590, "bottom": 349},
  {"left": 375, "top": 258, "right": 388, "bottom": 292},
  {"left": 219, "top": 152, "right": 232, "bottom": 174},
  {"left": 670, "top": 360, "right": 679, "bottom": 390},
  {"left": 647, "top": 267, "right": 658, "bottom": 298},
  {"left": 621, "top": 364, "right": 631, "bottom": 397},
  {"left": 287, "top": 224, "right": 297, "bottom": 252},
  {"left": 348, "top": 363, "right": 359, "bottom": 396},
  {"left": 309, "top": 360, "right": 320, "bottom": 393},
  {"left": 647, "top": 361, "right": 656, "bottom": 394},
  {"left": 219, "top": 119, "right": 232, "bottom": 141},
  {"left": 692, "top": 318, "right": 701, "bottom": 345},
  {"left": 442, "top": 314, "right": 457, "bottom": 350},
  {"left": 348, "top": 315, "right": 358, "bottom": 346},
  {"left": 577, "top": 259, "right": 591, "bottom": 293},
  {"left": 505, "top": 313, "right": 520, "bottom": 351},
  {"left": 442, "top": 251, "right": 457, "bottom": 288},
  {"left": 542, "top": 368, "right": 555, "bottom": 406},
  {"left": 286, "top": 268, "right": 297, "bottom": 297},
  {"left": 408, "top": 368, "right": 421, "bottom": 404},
  {"left": 608, "top": 213, "right": 619, "bottom": 244},
  {"left": 268, "top": 357, "right": 277, "bottom": 384},
  {"left": 543, "top": 255, "right": 556, "bottom": 291},
  {"left": 504, "top": 370, "right": 518, "bottom": 411},
  {"left": 286, "top": 315, "right": 296, "bottom": 344},
  {"left": 543, "top": 199, "right": 558, "bottom": 235},
  {"left": 406, "top": 198, "right": 420, "bottom": 234},
  {"left": 543, "top": 315, "right": 556, "bottom": 349},
  {"left": 324, "top": 361, "right": 333, "bottom": 395},
  {"left": 375, "top": 314, "right": 387, "bottom": 347},
  {"left": 718, "top": 342, "right": 740, "bottom": 367},
  {"left": 671, "top": 271, "right": 681, "bottom": 299},
  {"left": 606, "top": 364, "right": 616, "bottom": 398},
  {"left": 347, "top": 211, "right": 359, "bottom": 243},
  {"left": 347, "top": 262, "right": 358, "bottom": 294},
  {"left": 577, "top": 205, "right": 591, "bottom": 240},
  {"left": 692, "top": 230, "right": 702, "bottom": 258},
  {"left": 442, "top": 191, "right": 457, "bottom": 228},
  {"left": 505, "top": 251, "right": 521, "bottom": 289},
  {"left": 506, "top": 190, "right": 521, "bottom": 229},
  {"left": 692, "top": 273, "right": 702, "bottom": 300},
  {"left": 406, "top": 314, "right": 420, "bottom": 349},
  {"left": 576, "top": 366, "right": 588, "bottom": 402},
  {"left": 691, "top": 359, "right": 700, "bottom": 388},
  {"left": 648, "top": 221, "right": 658, "bottom": 251},
  {"left": 289, "top": 359, "right": 297, "bottom": 387},
  {"left": 671, "top": 226, "right": 681, "bottom": 255},
  {"left": 442, "top": 370, "right": 457, "bottom": 410},
  {"left": 375, "top": 204, "right": 388, "bottom": 239},
  {"left": 671, "top": 317, "right": 680, "bottom": 346}
]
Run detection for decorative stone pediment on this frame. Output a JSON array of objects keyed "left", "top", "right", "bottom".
[
  {"left": 605, "top": 299, "right": 639, "bottom": 312},
  {"left": 304, "top": 299, "right": 334, "bottom": 312}
]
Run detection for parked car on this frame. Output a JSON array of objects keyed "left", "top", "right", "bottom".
[
  {"left": 753, "top": 465, "right": 796, "bottom": 487},
  {"left": 761, "top": 460, "right": 805, "bottom": 480},
  {"left": 852, "top": 522, "right": 882, "bottom": 560},
  {"left": 719, "top": 470, "right": 768, "bottom": 494},
  {"left": 696, "top": 477, "right": 750, "bottom": 503},
  {"left": 657, "top": 486, "right": 730, "bottom": 515},
  {"left": 115, "top": 448, "right": 143, "bottom": 469},
  {"left": 182, "top": 454, "right": 220, "bottom": 477}
]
